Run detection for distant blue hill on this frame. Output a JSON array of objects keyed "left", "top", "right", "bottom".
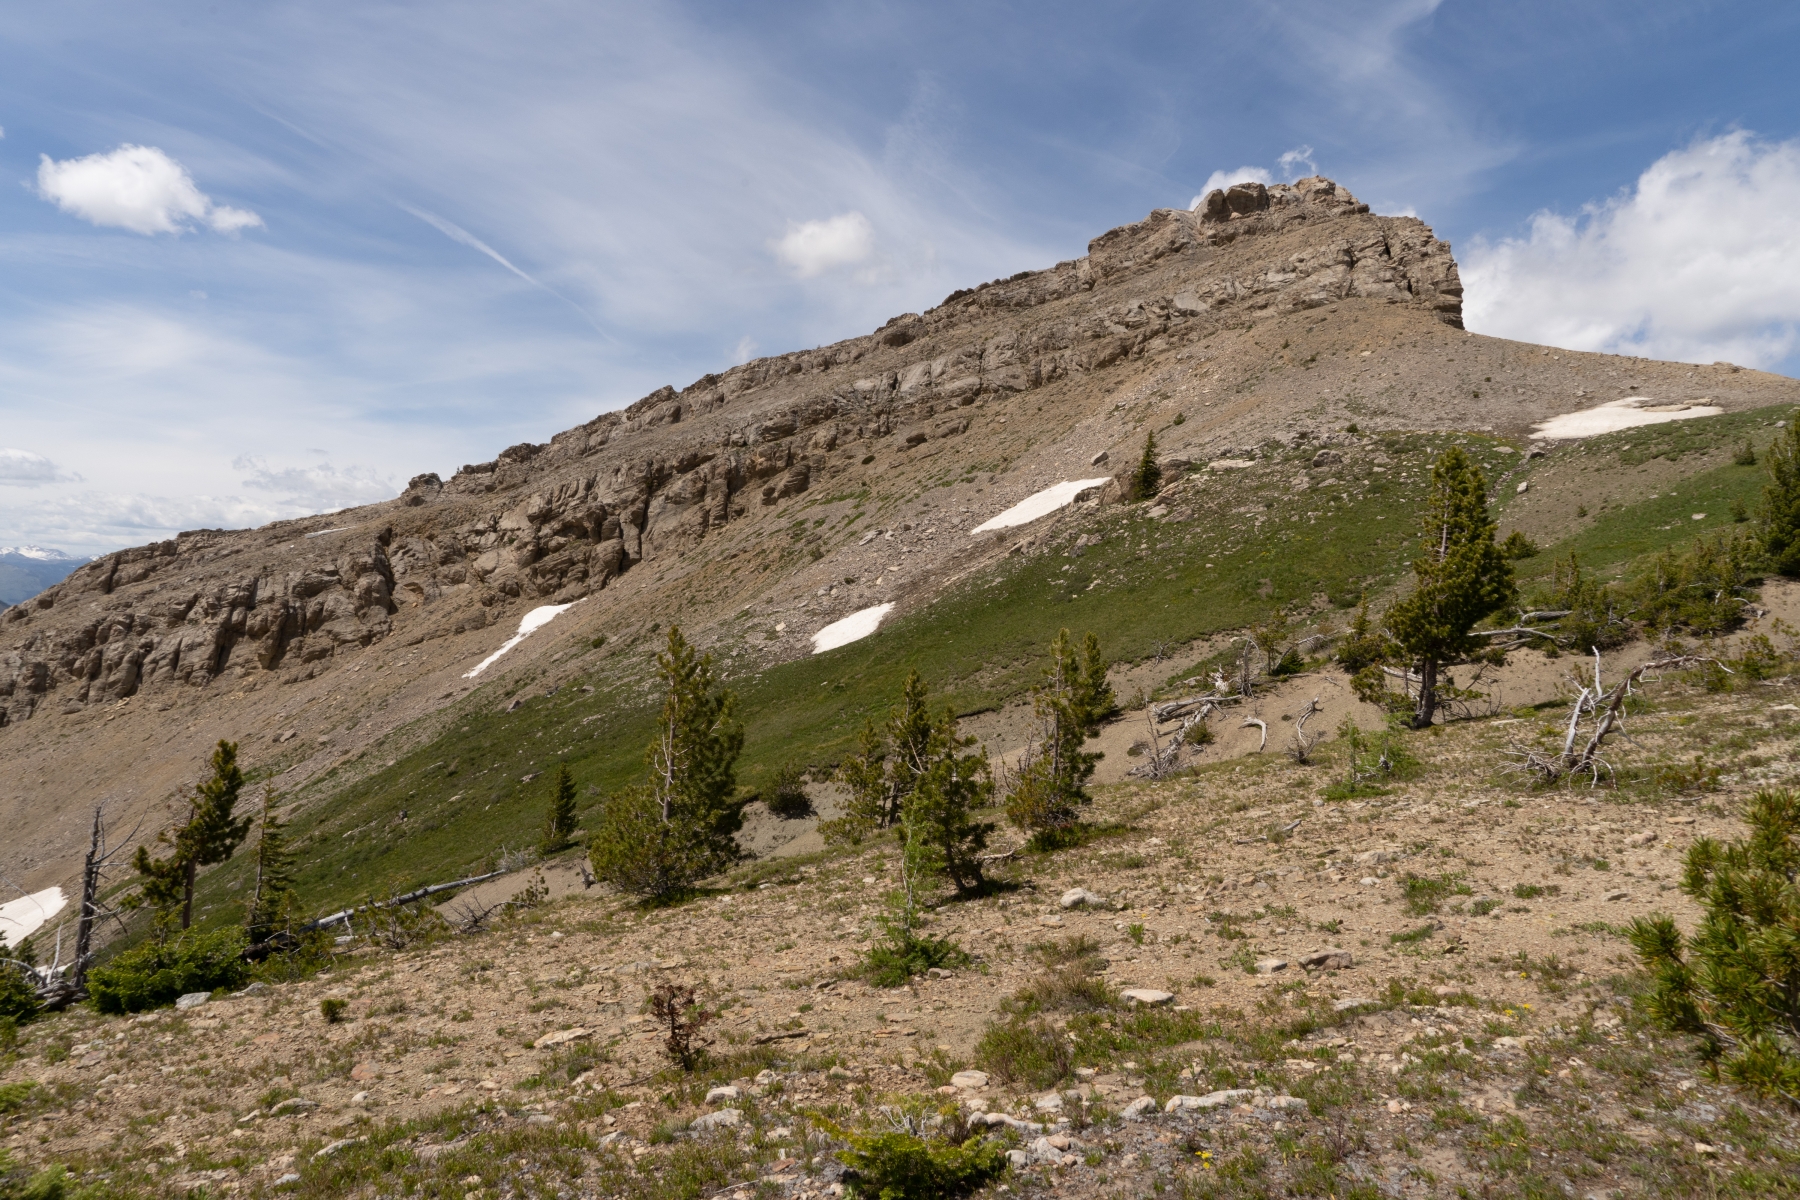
[{"left": 0, "top": 546, "right": 90, "bottom": 609}]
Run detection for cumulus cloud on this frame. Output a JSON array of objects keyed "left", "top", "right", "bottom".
[
  {"left": 0, "top": 449, "right": 79, "bottom": 487},
  {"left": 36, "top": 144, "right": 262, "bottom": 235},
  {"left": 771, "top": 212, "right": 875, "bottom": 278},
  {"left": 1464, "top": 132, "right": 1800, "bottom": 368},
  {"left": 1190, "top": 146, "right": 1328, "bottom": 208},
  {"left": 1192, "top": 167, "right": 1271, "bottom": 208},
  {"left": 232, "top": 456, "right": 397, "bottom": 511}
]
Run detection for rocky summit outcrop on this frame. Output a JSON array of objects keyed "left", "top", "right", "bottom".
[{"left": 0, "top": 177, "right": 1461, "bottom": 728}]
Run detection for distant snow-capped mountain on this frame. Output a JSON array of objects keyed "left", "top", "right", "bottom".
[
  {"left": 0, "top": 545, "right": 81, "bottom": 562},
  {"left": 0, "top": 545, "right": 90, "bottom": 608}
]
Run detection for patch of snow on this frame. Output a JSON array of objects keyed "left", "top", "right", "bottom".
[
  {"left": 970, "top": 479, "right": 1112, "bottom": 533},
  {"left": 0, "top": 887, "right": 66, "bottom": 947},
  {"left": 1207, "top": 459, "right": 1257, "bottom": 470},
  {"left": 1531, "top": 397, "right": 1723, "bottom": 440},
  {"left": 813, "top": 603, "right": 894, "bottom": 654},
  {"left": 303, "top": 527, "right": 351, "bottom": 539},
  {"left": 463, "top": 600, "right": 584, "bottom": 678}
]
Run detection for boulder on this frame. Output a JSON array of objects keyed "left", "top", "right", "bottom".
[
  {"left": 1121, "top": 988, "right": 1176, "bottom": 1006},
  {"left": 1060, "top": 887, "right": 1107, "bottom": 909},
  {"left": 1165, "top": 1090, "right": 1252, "bottom": 1112},
  {"left": 704, "top": 1085, "right": 741, "bottom": 1104},
  {"left": 1121, "top": 1096, "right": 1157, "bottom": 1119},
  {"left": 950, "top": 1070, "right": 989, "bottom": 1090},
  {"left": 1297, "top": 948, "right": 1354, "bottom": 971},
  {"left": 175, "top": 992, "right": 211, "bottom": 1011},
  {"left": 1255, "top": 958, "right": 1289, "bottom": 974},
  {"left": 692, "top": 1108, "right": 742, "bottom": 1131}
]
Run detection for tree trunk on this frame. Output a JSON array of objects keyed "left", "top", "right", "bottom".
[
  {"left": 181, "top": 857, "right": 197, "bottom": 930},
  {"left": 1412, "top": 657, "right": 1439, "bottom": 729},
  {"left": 73, "top": 806, "right": 102, "bottom": 990}
]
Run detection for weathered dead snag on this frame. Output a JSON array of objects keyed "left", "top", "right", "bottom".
[{"left": 1508, "top": 652, "right": 1725, "bottom": 784}]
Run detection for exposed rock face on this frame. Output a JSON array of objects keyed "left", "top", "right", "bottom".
[{"left": 0, "top": 176, "right": 1464, "bottom": 729}]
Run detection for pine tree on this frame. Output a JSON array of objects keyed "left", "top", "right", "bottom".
[
  {"left": 589, "top": 627, "right": 745, "bottom": 901},
  {"left": 1761, "top": 419, "right": 1800, "bottom": 575},
  {"left": 824, "top": 716, "right": 889, "bottom": 846},
  {"left": 823, "top": 669, "right": 933, "bottom": 846},
  {"left": 130, "top": 740, "right": 254, "bottom": 933},
  {"left": 1005, "top": 629, "right": 1115, "bottom": 846},
  {"left": 1129, "top": 431, "right": 1162, "bottom": 501},
  {"left": 908, "top": 707, "right": 996, "bottom": 895},
  {"left": 245, "top": 789, "right": 295, "bottom": 943},
  {"left": 1385, "top": 447, "right": 1516, "bottom": 728},
  {"left": 540, "top": 764, "right": 580, "bottom": 855}
]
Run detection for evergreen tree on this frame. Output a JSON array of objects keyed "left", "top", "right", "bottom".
[
  {"left": 1385, "top": 448, "right": 1516, "bottom": 728},
  {"left": 908, "top": 708, "right": 996, "bottom": 895},
  {"left": 1761, "top": 419, "right": 1800, "bottom": 576},
  {"left": 589, "top": 627, "right": 744, "bottom": 901},
  {"left": 1005, "top": 629, "right": 1115, "bottom": 846},
  {"left": 1129, "top": 431, "right": 1162, "bottom": 501},
  {"left": 539, "top": 764, "right": 580, "bottom": 855},
  {"left": 244, "top": 789, "right": 295, "bottom": 942},
  {"left": 130, "top": 740, "right": 253, "bottom": 933},
  {"left": 823, "top": 669, "right": 934, "bottom": 845},
  {"left": 824, "top": 716, "right": 889, "bottom": 846}
]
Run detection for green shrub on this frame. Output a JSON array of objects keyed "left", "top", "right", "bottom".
[
  {"left": 0, "top": 1082, "right": 36, "bottom": 1115},
  {"left": 1499, "top": 530, "right": 1539, "bottom": 559},
  {"left": 1625, "top": 531, "right": 1758, "bottom": 636},
  {"left": 761, "top": 762, "right": 814, "bottom": 819},
  {"left": 0, "top": 1150, "right": 68, "bottom": 1200},
  {"left": 86, "top": 927, "right": 249, "bottom": 1014},
  {"left": 320, "top": 997, "right": 348, "bottom": 1024},
  {"left": 1630, "top": 788, "right": 1800, "bottom": 1105},
  {"left": 0, "top": 961, "right": 38, "bottom": 1024},
  {"left": 864, "top": 922, "right": 968, "bottom": 989},
  {"left": 974, "top": 1015, "right": 1072, "bottom": 1089},
  {"left": 815, "top": 1114, "right": 1006, "bottom": 1200},
  {"left": 1401, "top": 873, "right": 1470, "bottom": 916}
]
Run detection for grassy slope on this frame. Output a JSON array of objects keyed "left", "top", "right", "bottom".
[{"left": 192, "top": 411, "right": 1792, "bottom": 923}]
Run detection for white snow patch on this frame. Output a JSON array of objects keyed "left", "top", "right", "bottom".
[
  {"left": 1531, "top": 397, "right": 1723, "bottom": 440},
  {"left": 970, "top": 479, "right": 1112, "bottom": 533},
  {"left": 813, "top": 603, "right": 894, "bottom": 654},
  {"left": 463, "top": 601, "right": 583, "bottom": 678},
  {"left": 0, "top": 887, "right": 66, "bottom": 948}
]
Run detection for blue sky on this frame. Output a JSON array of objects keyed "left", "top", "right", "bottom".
[{"left": 2, "top": 1, "right": 1798, "bottom": 555}]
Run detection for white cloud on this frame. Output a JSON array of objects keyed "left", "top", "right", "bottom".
[
  {"left": 1464, "top": 131, "right": 1800, "bottom": 368},
  {"left": 1278, "top": 145, "right": 1317, "bottom": 175},
  {"left": 35, "top": 144, "right": 262, "bottom": 235},
  {"left": 0, "top": 449, "right": 78, "bottom": 487},
  {"left": 233, "top": 455, "right": 398, "bottom": 511},
  {"left": 771, "top": 212, "right": 875, "bottom": 278},
  {"left": 1192, "top": 167, "right": 1272, "bottom": 208}
]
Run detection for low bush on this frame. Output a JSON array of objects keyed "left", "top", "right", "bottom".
[
  {"left": 974, "top": 1015, "right": 1072, "bottom": 1090},
  {"left": 761, "top": 762, "right": 814, "bottom": 819},
  {"left": 86, "top": 927, "right": 249, "bottom": 1015},
  {"left": 1629, "top": 788, "right": 1800, "bottom": 1105},
  {"left": 0, "top": 1150, "right": 69, "bottom": 1200},
  {"left": 320, "top": 998, "right": 348, "bottom": 1024},
  {"left": 864, "top": 922, "right": 969, "bottom": 989},
  {"left": 816, "top": 1112, "right": 1007, "bottom": 1200},
  {"left": 0, "top": 962, "right": 38, "bottom": 1024}
]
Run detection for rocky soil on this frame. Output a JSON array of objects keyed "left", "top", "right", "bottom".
[{"left": 6, "top": 649, "right": 1799, "bottom": 1198}]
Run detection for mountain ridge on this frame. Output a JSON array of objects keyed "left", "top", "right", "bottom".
[{"left": 4, "top": 175, "right": 1798, "bottom": 902}]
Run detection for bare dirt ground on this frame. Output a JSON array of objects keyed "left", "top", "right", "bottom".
[{"left": 7, "top": 639, "right": 1800, "bottom": 1198}]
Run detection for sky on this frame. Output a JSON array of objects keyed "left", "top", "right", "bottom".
[{"left": 2, "top": 1, "right": 1798, "bottom": 557}]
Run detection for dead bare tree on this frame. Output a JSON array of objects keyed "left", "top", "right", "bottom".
[
  {"left": 1510, "top": 652, "right": 1725, "bottom": 784},
  {"left": 2, "top": 804, "right": 144, "bottom": 1009},
  {"left": 1289, "top": 697, "right": 1323, "bottom": 763}
]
